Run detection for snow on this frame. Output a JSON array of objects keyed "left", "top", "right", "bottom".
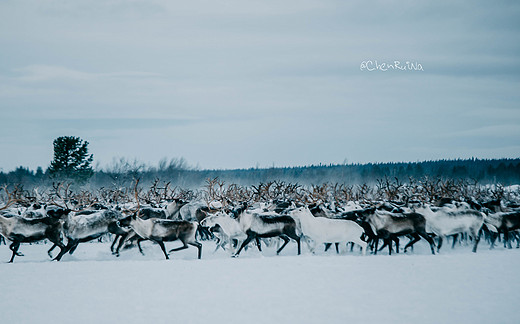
[{"left": 1, "top": 240, "right": 519, "bottom": 324}]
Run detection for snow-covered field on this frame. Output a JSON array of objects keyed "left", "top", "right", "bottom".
[{"left": 1, "top": 240, "right": 519, "bottom": 324}]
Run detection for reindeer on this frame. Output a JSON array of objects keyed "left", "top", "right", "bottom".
[
  {"left": 138, "top": 199, "right": 188, "bottom": 220},
  {"left": 43, "top": 186, "right": 121, "bottom": 260},
  {"left": 110, "top": 198, "right": 191, "bottom": 256},
  {"left": 108, "top": 219, "right": 133, "bottom": 257},
  {"left": 362, "top": 209, "right": 436, "bottom": 255},
  {"left": 233, "top": 203, "right": 301, "bottom": 257},
  {"left": 21, "top": 203, "right": 48, "bottom": 219},
  {"left": 0, "top": 214, "right": 69, "bottom": 263},
  {"left": 200, "top": 210, "right": 248, "bottom": 253},
  {"left": 118, "top": 214, "right": 202, "bottom": 260},
  {"left": 289, "top": 206, "right": 367, "bottom": 255},
  {"left": 114, "top": 179, "right": 202, "bottom": 260},
  {"left": 485, "top": 211, "right": 520, "bottom": 249},
  {"left": 0, "top": 188, "right": 68, "bottom": 262},
  {"left": 416, "top": 204, "right": 485, "bottom": 253},
  {"left": 180, "top": 201, "right": 219, "bottom": 240},
  {"left": 333, "top": 207, "right": 394, "bottom": 254},
  {"left": 51, "top": 209, "right": 123, "bottom": 261},
  {"left": 307, "top": 203, "right": 334, "bottom": 218}
]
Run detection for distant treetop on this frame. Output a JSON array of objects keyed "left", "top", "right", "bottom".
[{"left": 47, "top": 136, "right": 94, "bottom": 182}]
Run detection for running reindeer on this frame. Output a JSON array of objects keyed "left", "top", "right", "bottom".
[
  {"left": 0, "top": 185, "right": 68, "bottom": 262},
  {"left": 117, "top": 179, "right": 202, "bottom": 260}
]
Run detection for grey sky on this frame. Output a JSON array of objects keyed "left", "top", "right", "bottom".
[{"left": 1, "top": 0, "right": 519, "bottom": 171}]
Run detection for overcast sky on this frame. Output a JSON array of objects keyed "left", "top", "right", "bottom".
[{"left": 1, "top": 0, "right": 519, "bottom": 172}]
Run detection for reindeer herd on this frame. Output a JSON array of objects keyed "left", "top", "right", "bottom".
[{"left": 0, "top": 178, "right": 519, "bottom": 263}]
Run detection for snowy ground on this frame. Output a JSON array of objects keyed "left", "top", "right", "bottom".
[{"left": 1, "top": 239, "right": 519, "bottom": 324}]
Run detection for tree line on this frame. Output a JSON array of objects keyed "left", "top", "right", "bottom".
[{"left": 0, "top": 136, "right": 519, "bottom": 189}]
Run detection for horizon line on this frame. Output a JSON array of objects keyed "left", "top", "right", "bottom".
[{"left": 2, "top": 156, "right": 519, "bottom": 174}]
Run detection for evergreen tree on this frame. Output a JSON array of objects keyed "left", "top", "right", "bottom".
[
  {"left": 47, "top": 136, "right": 94, "bottom": 182},
  {"left": 35, "top": 167, "right": 44, "bottom": 179}
]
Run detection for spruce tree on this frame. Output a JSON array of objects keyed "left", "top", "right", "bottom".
[{"left": 48, "top": 136, "right": 94, "bottom": 182}]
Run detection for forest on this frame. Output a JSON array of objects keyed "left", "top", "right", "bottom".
[{"left": 1, "top": 157, "right": 519, "bottom": 189}]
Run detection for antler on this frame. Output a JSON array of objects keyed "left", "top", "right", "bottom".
[
  {"left": 355, "top": 183, "right": 372, "bottom": 202},
  {"left": 203, "top": 177, "right": 226, "bottom": 207},
  {"left": 225, "top": 184, "right": 252, "bottom": 205},
  {"left": 49, "top": 182, "right": 76, "bottom": 209},
  {"left": 0, "top": 185, "right": 24, "bottom": 211},
  {"left": 129, "top": 178, "right": 141, "bottom": 217}
]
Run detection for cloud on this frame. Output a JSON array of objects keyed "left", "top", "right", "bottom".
[
  {"left": 40, "top": 118, "right": 198, "bottom": 130},
  {"left": 14, "top": 65, "right": 163, "bottom": 82},
  {"left": 0, "top": 0, "right": 519, "bottom": 171},
  {"left": 443, "top": 124, "right": 520, "bottom": 138}
]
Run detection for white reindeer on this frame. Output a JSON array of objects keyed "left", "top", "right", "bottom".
[
  {"left": 416, "top": 205, "right": 485, "bottom": 253},
  {"left": 289, "top": 206, "right": 367, "bottom": 255},
  {"left": 200, "top": 211, "right": 247, "bottom": 253}
]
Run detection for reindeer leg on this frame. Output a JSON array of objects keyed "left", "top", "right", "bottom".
[
  {"left": 54, "top": 239, "right": 77, "bottom": 261},
  {"left": 394, "top": 237, "right": 400, "bottom": 253},
  {"left": 373, "top": 239, "right": 379, "bottom": 255},
  {"left": 301, "top": 235, "right": 313, "bottom": 253},
  {"left": 157, "top": 241, "right": 169, "bottom": 260},
  {"left": 437, "top": 236, "right": 443, "bottom": 252},
  {"left": 451, "top": 234, "right": 458, "bottom": 249},
  {"left": 213, "top": 237, "right": 222, "bottom": 253},
  {"left": 68, "top": 241, "right": 80, "bottom": 255},
  {"left": 404, "top": 234, "right": 421, "bottom": 253},
  {"left": 116, "top": 232, "right": 136, "bottom": 256},
  {"left": 419, "top": 232, "right": 436, "bottom": 255},
  {"left": 110, "top": 235, "right": 120, "bottom": 253},
  {"left": 489, "top": 232, "right": 497, "bottom": 249},
  {"left": 219, "top": 235, "right": 231, "bottom": 253},
  {"left": 352, "top": 236, "right": 368, "bottom": 256},
  {"left": 336, "top": 243, "right": 340, "bottom": 254},
  {"left": 137, "top": 239, "right": 145, "bottom": 255},
  {"left": 276, "top": 235, "right": 290, "bottom": 255},
  {"left": 198, "top": 227, "right": 212, "bottom": 241},
  {"left": 309, "top": 240, "right": 317, "bottom": 254},
  {"left": 285, "top": 229, "right": 301, "bottom": 255},
  {"left": 9, "top": 241, "right": 23, "bottom": 256},
  {"left": 169, "top": 243, "right": 189, "bottom": 253},
  {"left": 233, "top": 233, "right": 255, "bottom": 257},
  {"left": 8, "top": 242, "right": 21, "bottom": 263},
  {"left": 46, "top": 228, "right": 65, "bottom": 259},
  {"left": 188, "top": 242, "right": 202, "bottom": 259},
  {"left": 114, "top": 233, "right": 129, "bottom": 257},
  {"left": 324, "top": 243, "right": 332, "bottom": 252},
  {"left": 378, "top": 240, "right": 388, "bottom": 252},
  {"left": 47, "top": 244, "right": 57, "bottom": 258},
  {"left": 255, "top": 238, "right": 262, "bottom": 252},
  {"left": 472, "top": 228, "right": 481, "bottom": 253},
  {"left": 504, "top": 230, "right": 512, "bottom": 249},
  {"left": 111, "top": 235, "right": 124, "bottom": 256},
  {"left": 232, "top": 239, "right": 242, "bottom": 255}
]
